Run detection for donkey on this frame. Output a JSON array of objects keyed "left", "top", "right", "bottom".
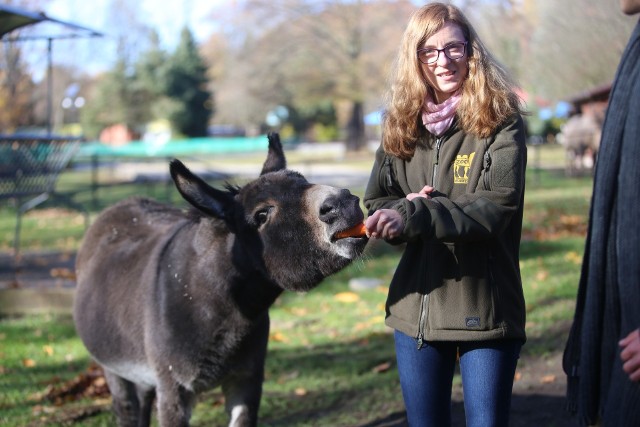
[{"left": 73, "top": 133, "right": 368, "bottom": 427}]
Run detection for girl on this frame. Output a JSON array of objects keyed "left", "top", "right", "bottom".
[{"left": 364, "top": 3, "right": 527, "bottom": 426}]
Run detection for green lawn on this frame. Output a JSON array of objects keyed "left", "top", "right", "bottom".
[{"left": 0, "top": 145, "right": 592, "bottom": 426}]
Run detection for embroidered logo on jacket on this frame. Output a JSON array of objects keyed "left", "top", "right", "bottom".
[
  {"left": 465, "top": 317, "right": 481, "bottom": 328},
  {"left": 454, "top": 152, "right": 476, "bottom": 184}
]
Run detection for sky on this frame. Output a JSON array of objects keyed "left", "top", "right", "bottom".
[
  {"left": 45, "top": 0, "right": 223, "bottom": 47},
  {"left": 20, "top": 0, "right": 228, "bottom": 79}
]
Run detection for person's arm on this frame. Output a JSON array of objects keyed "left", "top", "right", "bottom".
[
  {"left": 393, "top": 116, "right": 527, "bottom": 243},
  {"left": 363, "top": 144, "right": 409, "bottom": 240},
  {"left": 363, "top": 145, "right": 405, "bottom": 212},
  {"left": 620, "top": 328, "right": 640, "bottom": 382}
]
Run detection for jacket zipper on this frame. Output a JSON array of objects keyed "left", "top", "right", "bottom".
[
  {"left": 417, "top": 293, "right": 428, "bottom": 349},
  {"left": 483, "top": 148, "right": 492, "bottom": 190},
  {"left": 384, "top": 156, "right": 393, "bottom": 188},
  {"left": 431, "top": 137, "right": 443, "bottom": 186},
  {"left": 416, "top": 137, "right": 443, "bottom": 349}
]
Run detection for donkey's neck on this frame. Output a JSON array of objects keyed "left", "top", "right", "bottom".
[{"left": 229, "top": 274, "right": 283, "bottom": 319}]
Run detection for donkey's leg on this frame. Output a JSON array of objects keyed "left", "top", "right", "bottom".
[
  {"left": 136, "top": 386, "right": 156, "bottom": 427},
  {"left": 103, "top": 369, "right": 148, "bottom": 427},
  {"left": 156, "top": 380, "right": 196, "bottom": 427},
  {"left": 221, "top": 372, "right": 263, "bottom": 427},
  {"left": 221, "top": 315, "right": 270, "bottom": 427}
]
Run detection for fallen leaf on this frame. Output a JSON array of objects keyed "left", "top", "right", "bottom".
[
  {"left": 32, "top": 404, "right": 56, "bottom": 415},
  {"left": 334, "top": 292, "right": 360, "bottom": 303},
  {"left": 270, "top": 332, "right": 289, "bottom": 343},
  {"left": 289, "top": 307, "right": 308, "bottom": 316},
  {"left": 354, "top": 322, "right": 369, "bottom": 331},
  {"left": 23, "top": 358, "right": 36, "bottom": 368},
  {"left": 535, "top": 270, "right": 549, "bottom": 281},
  {"left": 39, "top": 363, "right": 110, "bottom": 404},
  {"left": 540, "top": 374, "right": 556, "bottom": 384},
  {"left": 354, "top": 316, "right": 384, "bottom": 331},
  {"left": 564, "top": 251, "right": 582, "bottom": 265},
  {"left": 50, "top": 268, "right": 76, "bottom": 280},
  {"left": 43, "top": 345, "right": 54, "bottom": 356},
  {"left": 372, "top": 361, "right": 392, "bottom": 373},
  {"left": 294, "top": 387, "right": 308, "bottom": 396},
  {"left": 559, "top": 214, "right": 583, "bottom": 227}
]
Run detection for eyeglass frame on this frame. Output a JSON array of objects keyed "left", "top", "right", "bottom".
[{"left": 416, "top": 41, "right": 468, "bottom": 65}]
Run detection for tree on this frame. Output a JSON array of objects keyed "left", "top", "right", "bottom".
[
  {"left": 133, "top": 30, "right": 173, "bottom": 124},
  {"left": 79, "top": 0, "right": 161, "bottom": 138},
  {"left": 80, "top": 44, "right": 155, "bottom": 139},
  {"left": 211, "top": 0, "right": 414, "bottom": 149},
  {"left": 0, "top": 41, "right": 36, "bottom": 133},
  {"left": 162, "top": 27, "right": 212, "bottom": 137},
  {"left": 526, "top": 0, "right": 636, "bottom": 101}
]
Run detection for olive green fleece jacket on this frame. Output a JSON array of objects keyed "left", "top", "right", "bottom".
[{"left": 364, "top": 115, "right": 527, "bottom": 344}]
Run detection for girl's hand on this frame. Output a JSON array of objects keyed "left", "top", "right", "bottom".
[
  {"left": 620, "top": 328, "right": 640, "bottom": 382},
  {"left": 365, "top": 209, "right": 404, "bottom": 240},
  {"left": 406, "top": 185, "right": 435, "bottom": 201}
]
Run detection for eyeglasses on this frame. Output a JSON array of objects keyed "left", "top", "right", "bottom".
[{"left": 417, "top": 41, "right": 468, "bottom": 65}]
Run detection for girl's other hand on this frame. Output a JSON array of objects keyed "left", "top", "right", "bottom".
[{"left": 406, "top": 185, "right": 435, "bottom": 201}]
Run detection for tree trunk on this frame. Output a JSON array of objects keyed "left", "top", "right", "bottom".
[{"left": 346, "top": 101, "right": 365, "bottom": 151}]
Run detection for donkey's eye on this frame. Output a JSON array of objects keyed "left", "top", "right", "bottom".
[{"left": 254, "top": 207, "right": 271, "bottom": 226}]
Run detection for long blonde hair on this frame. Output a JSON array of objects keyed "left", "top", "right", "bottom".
[{"left": 383, "top": 2, "right": 524, "bottom": 159}]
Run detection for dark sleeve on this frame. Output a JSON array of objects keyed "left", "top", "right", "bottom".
[{"left": 363, "top": 144, "right": 405, "bottom": 214}]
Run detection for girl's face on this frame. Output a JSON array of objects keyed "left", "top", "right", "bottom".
[{"left": 419, "top": 22, "right": 469, "bottom": 104}]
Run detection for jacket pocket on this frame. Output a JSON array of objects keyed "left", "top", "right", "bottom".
[
  {"left": 386, "top": 242, "right": 428, "bottom": 328},
  {"left": 427, "top": 242, "right": 498, "bottom": 332},
  {"left": 381, "top": 155, "right": 405, "bottom": 197}
]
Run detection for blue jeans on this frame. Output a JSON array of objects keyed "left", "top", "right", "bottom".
[{"left": 394, "top": 330, "right": 521, "bottom": 427}]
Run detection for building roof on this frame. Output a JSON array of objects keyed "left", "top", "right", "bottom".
[{"left": 566, "top": 82, "right": 612, "bottom": 105}]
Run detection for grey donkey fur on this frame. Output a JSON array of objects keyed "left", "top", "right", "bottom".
[{"left": 73, "top": 133, "right": 368, "bottom": 426}]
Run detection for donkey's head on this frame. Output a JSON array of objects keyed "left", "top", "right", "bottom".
[{"left": 170, "top": 133, "right": 367, "bottom": 292}]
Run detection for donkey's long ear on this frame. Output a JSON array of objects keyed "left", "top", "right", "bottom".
[
  {"left": 260, "top": 132, "right": 287, "bottom": 175},
  {"left": 170, "top": 159, "right": 235, "bottom": 219}
]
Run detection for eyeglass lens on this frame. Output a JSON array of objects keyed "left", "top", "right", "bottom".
[{"left": 418, "top": 42, "right": 466, "bottom": 64}]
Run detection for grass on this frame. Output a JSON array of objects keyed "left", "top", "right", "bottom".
[{"left": 0, "top": 143, "right": 592, "bottom": 426}]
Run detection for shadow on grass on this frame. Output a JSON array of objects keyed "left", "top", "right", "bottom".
[{"left": 520, "top": 238, "right": 584, "bottom": 261}]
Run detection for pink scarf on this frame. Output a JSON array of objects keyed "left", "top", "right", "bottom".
[{"left": 421, "top": 91, "right": 462, "bottom": 136}]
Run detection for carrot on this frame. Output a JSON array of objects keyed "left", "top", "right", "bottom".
[{"left": 335, "top": 222, "right": 367, "bottom": 239}]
